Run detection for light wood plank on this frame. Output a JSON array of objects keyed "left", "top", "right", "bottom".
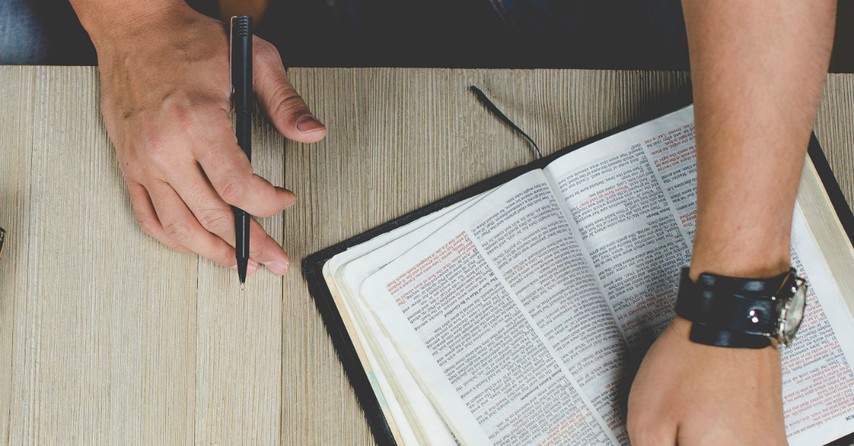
[
  {"left": 281, "top": 68, "right": 376, "bottom": 446},
  {"left": 194, "top": 110, "right": 284, "bottom": 445},
  {"left": 0, "top": 65, "right": 36, "bottom": 446},
  {"left": 816, "top": 74, "right": 854, "bottom": 207},
  {"left": 8, "top": 67, "right": 196, "bottom": 445}
]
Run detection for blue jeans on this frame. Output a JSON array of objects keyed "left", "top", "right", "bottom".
[
  {"left": 0, "top": 0, "right": 95, "bottom": 64},
  {"left": 0, "top": 0, "right": 46, "bottom": 64}
]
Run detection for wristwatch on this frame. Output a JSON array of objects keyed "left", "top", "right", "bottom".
[{"left": 674, "top": 267, "right": 807, "bottom": 348}]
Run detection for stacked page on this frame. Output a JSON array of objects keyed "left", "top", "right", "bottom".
[{"left": 321, "top": 106, "right": 854, "bottom": 445}]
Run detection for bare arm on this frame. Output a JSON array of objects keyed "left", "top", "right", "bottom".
[
  {"left": 70, "top": 0, "right": 326, "bottom": 274},
  {"left": 687, "top": 1, "right": 835, "bottom": 279},
  {"left": 628, "top": 1, "right": 836, "bottom": 445}
]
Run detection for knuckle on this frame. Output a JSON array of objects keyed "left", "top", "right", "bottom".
[
  {"left": 173, "top": 245, "right": 192, "bottom": 254},
  {"left": 119, "top": 160, "right": 144, "bottom": 181},
  {"left": 627, "top": 420, "right": 666, "bottom": 446},
  {"left": 219, "top": 178, "right": 249, "bottom": 204},
  {"left": 129, "top": 200, "right": 160, "bottom": 236},
  {"left": 270, "top": 86, "right": 307, "bottom": 118},
  {"left": 163, "top": 219, "right": 194, "bottom": 242},
  {"left": 250, "top": 234, "right": 269, "bottom": 259},
  {"left": 254, "top": 40, "right": 282, "bottom": 66},
  {"left": 197, "top": 208, "right": 232, "bottom": 233},
  {"left": 134, "top": 215, "right": 159, "bottom": 236},
  {"left": 170, "top": 104, "right": 194, "bottom": 133},
  {"left": 139, "top": 130, "right": 173, "bottom": 168},
  {"left": 137, "top": 105, "right": 195, "bottom": 168},
  {"left": 212, "top": 243, "right": 235, "bottom": 267}
]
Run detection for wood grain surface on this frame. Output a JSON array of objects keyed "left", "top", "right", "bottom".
[{"left": 0, "top": 66, "right": 851, "bottom": 445}]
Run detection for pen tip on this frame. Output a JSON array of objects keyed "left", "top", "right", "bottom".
[
  {"left": 237, "top": 257, "right": 248, "bottom": 285},
  {"left": 240, "top": 283, "right": 245, "bottom": 291}
]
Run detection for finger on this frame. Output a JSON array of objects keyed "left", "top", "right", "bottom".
[
  {"left": 627, "top": 414, "right": 678, "bottom": 446},
  {"left": 189, "top": 113, "right": 297, "bottom": 217},
  {"left": 127, "top": 182, "right": 191, "bottom": 254},
  {"left": 253, "top": 37, "right": 327, "bottom": 143},
  {"left": 146, "top": 180, "right": 244, "bottom": 270},
  {"left": 136, "top": 181, "right": 261, "bottom": 275},
  {"left": 247, "top": 218, "right": 290, "bottom": 275},
  {"left": 628, "top": 428, "right": 676, "bottom": 446},
  {"left": 166, "top": 164, "right": 290, "bottom": 274}
]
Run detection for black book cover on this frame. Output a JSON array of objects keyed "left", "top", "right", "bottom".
[{"left": 302, "top": 96, "right": 854, "bottom": 446}]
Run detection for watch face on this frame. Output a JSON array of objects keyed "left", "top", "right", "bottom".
[{"left": 779, "top": 278, "right": 808, "bottom": 346}]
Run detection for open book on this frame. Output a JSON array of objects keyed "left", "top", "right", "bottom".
[{"left": 304, "top": 106, "right": 854, "bottom": 446}]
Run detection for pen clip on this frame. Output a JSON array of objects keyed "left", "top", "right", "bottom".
[{"left": 229, "top": 16, "right": 236, "bottom": 98}]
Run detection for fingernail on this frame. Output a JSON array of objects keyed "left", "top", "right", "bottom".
[
  {"left": 275, "top": 187, "right": 298, "bottom": 206},
  {"left": 295, "top": 114, "right": 325, "bottom": 133},
  {"left": 266, "top": 260, "right": 289, "bottom": 276},
  {"left": 275, "top": 186, "right": 296, "bottom": 197},
  {"left": 247, "top": 260, "right": 259, "bottom": 275}
]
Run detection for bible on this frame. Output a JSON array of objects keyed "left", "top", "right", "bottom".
[{"left": 303, "top": 105, "right": 854, "bottom": 445}]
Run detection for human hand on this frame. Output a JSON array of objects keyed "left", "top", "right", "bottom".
[
  {"left": 87, "top": 3, "right": 326, "bottom": 275},
  {"left": 627, "top": 317, "right": 788, "bottom": 446}
]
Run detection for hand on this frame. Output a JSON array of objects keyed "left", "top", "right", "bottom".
[
  {"left": 88, "top": 3, "right": 326, "bottom": 274},
  {"left": 627, "top": 317, "right": 788, "bottom": 445}
]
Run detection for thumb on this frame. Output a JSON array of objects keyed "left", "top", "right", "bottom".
[{"left": 253, "top": 38, "right": 327, "bottom": 143}]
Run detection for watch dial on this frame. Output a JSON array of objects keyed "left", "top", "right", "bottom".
[{"left": 784, "top": 281, "right": 808, "bottom": 341}]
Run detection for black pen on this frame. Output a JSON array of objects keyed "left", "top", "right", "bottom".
[{"left": 231, "top": 16, "right": 252, "bottom": 287}]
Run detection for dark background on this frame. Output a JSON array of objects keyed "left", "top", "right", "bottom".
[{"left": 18, "top": 0, "right": 854, "bottom": 72}]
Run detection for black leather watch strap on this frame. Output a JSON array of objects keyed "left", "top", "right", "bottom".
[
  {"left": 691, "top": 267, "right": 794, "bottom": 294},
  {"left": 676, "top": 268, "right": 792, "bottom": 335},
  {"left": 675, "top": 268, "right": 794, "bottom": 348},
  {"left": 689, "top": 324, "right": 771, "bottom": 348}
]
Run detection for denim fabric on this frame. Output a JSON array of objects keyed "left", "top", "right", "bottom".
[
  {"left": 0, "top": 0, "right": 96, "bottom": 65},
  {"left": 0, "top": 0, "right": 48, "bottom": 64}
]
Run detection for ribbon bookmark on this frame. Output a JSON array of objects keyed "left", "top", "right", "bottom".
[
  {"left": 469, "top": 85, "right": 544, "bottom": 160},
  {"left": 0, "top": 227, "right": 5, "bottom": 261}
]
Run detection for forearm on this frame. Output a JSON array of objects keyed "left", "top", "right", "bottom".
[{"left": 684, "top": 0, "right": 836, "bottom": 279}]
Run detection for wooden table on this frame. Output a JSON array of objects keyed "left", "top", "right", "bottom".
[{"left": 0, "top": 67, "right": 852, "bottom": 444}]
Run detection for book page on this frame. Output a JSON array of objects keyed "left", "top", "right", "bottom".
[
  {"left": 361, "top": 170, "right": 622, "bottom": 445},
  {"left": 544, "top": 106, "right": 854, "bottom": 445},
  {"left": 468, "top": 179, "right": 630, "bottom": 443},
  {"left": 781, "top": 205, "right": 854, "bottom": 445},
  {"left": 328, "top": 196, "right": 485, "bottom": 445},
  {"left": 544, "top": 108, "right": 694, "bottom": 350},
  {"left": 796, "top": 159, "right": 854, "bottom": 315}
]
